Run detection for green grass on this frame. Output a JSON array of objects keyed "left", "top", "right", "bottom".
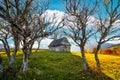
[{"left": 0, "top": 50, "right": 117, "bottom": 80}]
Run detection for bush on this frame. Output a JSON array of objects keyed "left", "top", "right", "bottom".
[{"left": 101, "top": 49, "right": 118, "bottom": 55}]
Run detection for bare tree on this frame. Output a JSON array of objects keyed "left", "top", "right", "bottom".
[
  {"left": 52, "top": 30, "right": 66, "bottom": 40},
  {"left": 0, "top": 0, "right": 64, "bottom": 71},
  {"left": 64, "top": 0, "right": 98, "bottom": 71},
  {"left": 93, "top": 0, "right": 120, "bottom": 71},
  {"left": 0, "top": 19, "right": 19, "bottom": 69},
  {"left": 0, "top": 23, "right": 11, "bottom": 62},
  {"left": 0, "top": 0, "right": 49, "bottom": 71},
  {"left": 21, "top": 11, "right": 63, "bottom": 71}
]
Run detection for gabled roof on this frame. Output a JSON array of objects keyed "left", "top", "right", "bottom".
[{"left": 49, "top": 37, "right": 71, "bottom": 47}]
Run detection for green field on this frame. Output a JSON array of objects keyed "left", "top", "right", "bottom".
[{"left": 0, "top": 50, "right": 120, "bottom": 80}]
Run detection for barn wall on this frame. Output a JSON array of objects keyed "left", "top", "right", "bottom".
[
  {"left": 49, "top": 46, "right": 61, "bottom": 51},
  {"left": 49, "top": 45, "right": 71, "bottom": 52}
]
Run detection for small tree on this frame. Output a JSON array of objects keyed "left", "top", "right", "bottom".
[
  {"left": 0, "top": 19, "right": 19, "bottom": 69},
  {"left": 0, "top": 0, "right": 49, "bottom": 71},
  {"left": 0, "top": 0, "right": 64, "bottom": 71},
  {"left": 0, "top": 22, "right": 11, "bottom": 62},
  {"left": 93, "top": 0, "right": 120, "bottom": 71},
  {"left": 64, "top": 0, "right": 98, "bottom": 71}
]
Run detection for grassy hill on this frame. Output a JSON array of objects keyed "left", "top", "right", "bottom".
[{"left": 0, "top": 50, "right": 120, "bottom": 80}]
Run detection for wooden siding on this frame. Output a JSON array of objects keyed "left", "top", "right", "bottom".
[{"left": 49, "top": 45, "right": 70, "bottom": 52}]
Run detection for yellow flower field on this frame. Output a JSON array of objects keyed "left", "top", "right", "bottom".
[{"left": 72, "top": 52, "right": 120, "bottom": 80}]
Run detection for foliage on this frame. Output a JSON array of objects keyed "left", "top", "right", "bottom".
[
  {"left": 0, "top": 50, "right": 114, "bottom": 80},
  {"left": 100, "top": 46, "right": 120, "bottom": 55},
  {"left": 91, "top": 45, "right": 120, "bottom": 56}
]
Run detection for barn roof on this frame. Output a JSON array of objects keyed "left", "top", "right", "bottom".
[{"left": 48, "top": 37, "right": 71, "bottom": 47}]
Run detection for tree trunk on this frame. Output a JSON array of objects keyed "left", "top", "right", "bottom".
[
  {"left": 9, "top": 57, "right": 14, "bottom": 69},
  {"left": 28, "top": 41, "right": 34, "bottom": 55},
  {"left": 9, "top": 38, "right": 19, "bottom": 69},
  {"left": 22, "top": 53, "right": 28, "bottom": 72},
  {"left": 80, "top": 47, "right": 89, "bottom": 71},
  {"left": 9, "top": 51, "right": 17, "bottom": 69},
  {"left": 94, "top": 44, "right": 101, "bottom": 72},
  {"left": 0, "top": 56, "right": 3, "bottom": 72},
  {"left": 0, "top": 39, "right": 12, "bottom": 69},
  {"left": 22, "top": 41, "right": 28, "bottom": 72}
]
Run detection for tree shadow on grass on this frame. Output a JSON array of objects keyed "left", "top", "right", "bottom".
[
  {"left": 66, "top": 52, "right": 113, "bottom": 80},
  {"left": 0, "top": 67, "right": 21, "bottom": 80},
  {"left": 76, "top": 68, "right": 113, "bottom": 80}
]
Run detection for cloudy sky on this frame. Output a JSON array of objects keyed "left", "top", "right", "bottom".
[
  {"left": 40, "top": 13, "right": 83, "bottom": 51},
  {"left": 39, "top": 0, "right": 120, "bottom": 51},
  {"left": 38, "top": 0, "right": 96, "bottom": 51},
  {"left": 36, "top": 0, "right": 81, "bottom": 51},
  {"left": 1, "top": 0, "right": 120, "bottom": 52},
  {"left": 0, "top": 0, "right": 80, "bottom": 51}
]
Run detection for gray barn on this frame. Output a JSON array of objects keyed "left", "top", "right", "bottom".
[{"left": 48, "top": 37, "right": 71, "bottom": 52}]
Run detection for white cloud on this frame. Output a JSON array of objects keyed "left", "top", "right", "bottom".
[
  {"left": 41, "top": 10, "right": 65, "bottom": 27},
  {"left": 113, "top": 20, "right": 120, "bottom": 27},
  {"left": 106, "top": 38, "right": 120, "bottom": 44},
  {"left": 40, "top": 38, "right": 53, "bottom": 49},
  {"left": 32, "top": 38, "right": 53, "bottom": 49},
  {"left": 70, "top": 45, "right": 80, "bottom": 52},
  {"left": 0, "top": 41, "right": 2, "bottom": 44},
  {"left": 9, "top": 44, "right": 14, "bottom": 48},
  {"left": 41, "top": 38, "right": 53, "bottom": 44},
  {"left": 87, "top": 16, "right": 97, "bottom": 27}
]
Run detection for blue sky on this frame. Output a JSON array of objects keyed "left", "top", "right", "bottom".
[{"left": 49, "top": 0, "right": 65, "bottom": 11}]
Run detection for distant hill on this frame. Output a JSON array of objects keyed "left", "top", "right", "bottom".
[
  {"left": 100, "top": 44, "right": 120, "bottom": 55},
  {"left": 101, "top": 43, "right": 120, "bottom": 50},
  {"left": 110, "top": 43, "right": 120, "bottom": 48}
]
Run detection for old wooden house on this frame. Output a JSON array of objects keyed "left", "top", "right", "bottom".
[{"left": 48, "top": 37, "right": 71, "bottom": 52}]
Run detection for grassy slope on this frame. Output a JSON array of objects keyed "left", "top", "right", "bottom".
[{"left": 0, "top": 50, "right": 119, "bottom": 80}]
